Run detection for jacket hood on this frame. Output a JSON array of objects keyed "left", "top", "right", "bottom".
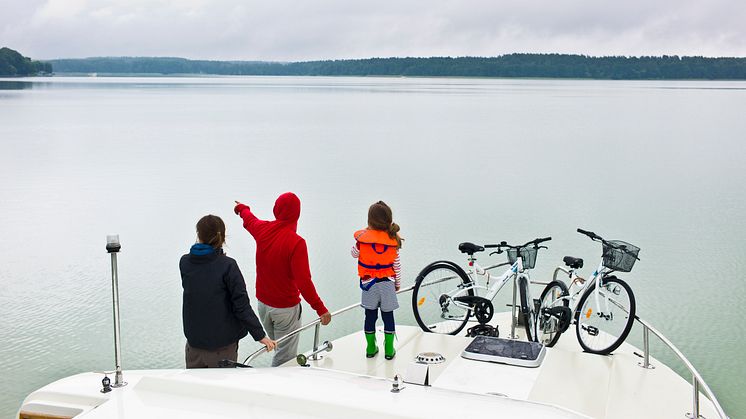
[{"left": 273, "top": 192, "right": 301, "bottom": 223}]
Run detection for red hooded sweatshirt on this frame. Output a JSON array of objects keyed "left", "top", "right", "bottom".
[{"left": 235, "top": 193, "right": 328, "bottom": 316}]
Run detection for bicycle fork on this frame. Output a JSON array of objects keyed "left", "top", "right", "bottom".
[
  {"left": 577, "top": 277, "right": 612, "bottom": 337},
  {"left": 593, "top": 276, "right": 618, "bottom": 321}
]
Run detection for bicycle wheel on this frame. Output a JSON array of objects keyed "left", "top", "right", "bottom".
[
  {"left": 575, "top": 276, "right": 636, "bottom": 355},
  {"left": 412, "top": 261, "right": 473, "bottom": 335},
  {"left": 518, "top": 276, "right": 537, "bottom": 342},
  {"left": 537, "top": 280, "right": 569, "bottom": 347}
]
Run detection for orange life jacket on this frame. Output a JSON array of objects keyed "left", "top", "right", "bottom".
[{"left": 354, "top": 229, "right": 398, "bottom": 279}]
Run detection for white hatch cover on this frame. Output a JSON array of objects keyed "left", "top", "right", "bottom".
[{"left": 462, "top": 336, "right": 546, "bottom": 368}]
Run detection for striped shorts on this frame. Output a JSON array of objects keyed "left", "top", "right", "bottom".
[{"left": 361, "top": 279, "right": 399, "bottom": 312}]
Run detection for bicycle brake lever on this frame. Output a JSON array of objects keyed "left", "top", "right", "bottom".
[{"left": 489, "top": 251, "right": 501, "bottom": 256}]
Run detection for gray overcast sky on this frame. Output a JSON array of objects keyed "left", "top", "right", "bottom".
[{"left": 1, "top": 0, "right": 745, "bottom": 60}]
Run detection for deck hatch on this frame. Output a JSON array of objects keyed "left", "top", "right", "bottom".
[{"left": 462, "top": 336, "right": 546, "bottom": 368}]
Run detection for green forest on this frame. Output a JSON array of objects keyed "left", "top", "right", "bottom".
[
  {"left": 50, "top": 54, "right": 746, "bottom": 79},
  {"left": 0, "top": 47, "right": 52, "bottom": 76},
  {"left": 3, "top": 48, "right": 745, "bottom": 79}
]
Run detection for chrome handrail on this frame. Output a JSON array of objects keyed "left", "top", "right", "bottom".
[
  {"left": 635, "top": 316, "right": 728, "bottom": 419},
  {"left": 547, "top": 265, "right": 727, "bottom": 417},
  {"left": 553, "top": 266, "right": 571, "bottom": 282},
  {"left": 550, "top": 265, "right": 726, "bottom": 417},
  {"left": 245, "top": 262, "right": 510, "bottom": 365},
  {"left": 242, "top": 273, "right": 729, "bottom": 419},
  {"left": 243, "top": 283, "right": 418, "bottom": 364}
]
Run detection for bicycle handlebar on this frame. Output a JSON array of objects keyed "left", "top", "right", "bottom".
[
  {"left": 577, "top": 228, "right": 640, "bottom": 260},
  {"left": 520, "top": 236, "right": 551, "bottom": 248},
  {"left": 488, "top": 237, "right": 552, "bottom": 251},
  {"left": 577, "top": 228, "right": 601, "bottom": 240}
]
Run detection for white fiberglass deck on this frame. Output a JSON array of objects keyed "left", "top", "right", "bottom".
[
  {"left": 302, "top": 313, "right": 721, "bottom": 419},
  {"left": 19, "top": 368, "right": 586, "bottom": 419},
  {"left": 19, "top": 312, "right": 722, "bottom": 419}
]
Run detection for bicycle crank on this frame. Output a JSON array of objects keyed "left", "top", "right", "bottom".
[
  {"left": 542, "top": 306, "right": 572, "bottom": 333},
  {"left": 453, "top": 296, "right": 494, "bottom": 324}
]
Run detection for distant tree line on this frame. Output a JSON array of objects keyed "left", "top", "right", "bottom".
[
  {"left": 48, "top": 54, "right": 746, "bottom": 79},
  {"left": 0, "top": 47, "right": 52, "bottom": 76}
]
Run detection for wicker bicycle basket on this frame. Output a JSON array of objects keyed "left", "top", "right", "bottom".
[
  {"left": 602, "top": 240, "right": 640, "bottom": 272},
  {"left": 507, "top": 247, "right": 538, "bottom": 270}
]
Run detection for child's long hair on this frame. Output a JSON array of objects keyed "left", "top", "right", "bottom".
[{"left": 368, "top": 201, "right": 402, "bottom": 248}]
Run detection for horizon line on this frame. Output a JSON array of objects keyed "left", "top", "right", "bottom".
[{"left": 43, "top": 53, "right": 746, "bottom": 62}]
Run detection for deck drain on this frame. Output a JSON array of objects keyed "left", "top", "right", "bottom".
[{"left": 416, "top": 352, "right": 445, "bottom": 364}]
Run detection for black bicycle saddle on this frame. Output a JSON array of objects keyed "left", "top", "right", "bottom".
[
  {"left": 458, "top": 242, "right": 485, "bottom": 255},
  {"left": 563, "top": 256, "right": 584, "bottom": 269}
]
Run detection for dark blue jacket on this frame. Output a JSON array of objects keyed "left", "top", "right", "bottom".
[{"left": 180, "top": 247, "right": 265, "bottom": 350}]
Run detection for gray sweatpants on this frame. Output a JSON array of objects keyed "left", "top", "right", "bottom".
[{"left": 257, "top": 301, "right": 302, "bottom": 367}]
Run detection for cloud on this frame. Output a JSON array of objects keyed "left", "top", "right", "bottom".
[
  {"left": 1, "top": 0, "right": 744, "bottom": 60},
  {"left": 32, "top": 0, "right": 89, "bottom": 22}
]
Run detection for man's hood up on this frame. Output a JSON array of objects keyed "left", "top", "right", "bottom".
[{"left": 273, "top": 192, "right": 301, "bottom": 223}]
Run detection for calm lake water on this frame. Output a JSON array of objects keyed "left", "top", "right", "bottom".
[{"left": 1, "top": 76, "right": 745, "bottom": 418}]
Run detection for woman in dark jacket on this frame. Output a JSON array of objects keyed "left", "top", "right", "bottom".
[{"left": 180, "top": 214, "right": 275, "bottom": 368}]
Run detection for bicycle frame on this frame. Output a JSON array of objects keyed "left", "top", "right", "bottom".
[
  {"left": 445, "top": 254, "right": 529, "bottom": 313},
  {"left": 550, "top": 260, "right": 615, "bottom": 316},
  {"left": 414, "top": 237, "right": 550, "bottom": 339}
]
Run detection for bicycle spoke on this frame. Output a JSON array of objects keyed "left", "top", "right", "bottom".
[
  {"left": 537, "top": 281, "right": 569, "bottom": 347},
  {"left": 576, "top": 278, "right": 636, "bottom": 354},
  {"left": 413, "top": 263, "right": 472, "bottom": 335}
]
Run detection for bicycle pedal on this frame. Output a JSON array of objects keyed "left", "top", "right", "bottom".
[{"left": 583, "top": 325, "right": 599, "bottom": 336}]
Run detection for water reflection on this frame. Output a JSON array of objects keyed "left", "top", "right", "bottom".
[
  {"left": 0, "top": 77, "right": 744, "bottom": 418},
  {"left": 0, "top": 81, "right": 32, "bottom": 90}
]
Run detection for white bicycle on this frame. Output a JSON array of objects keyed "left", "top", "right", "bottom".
[
  {"left": 412, "top": 237, "right": 552, "bottom": 339},
  {"left": 536, "top": 228, "right": 640, "bottom": 354}
]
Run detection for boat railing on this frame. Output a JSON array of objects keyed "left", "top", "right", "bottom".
[
  {"left": 243, "top": 282, "right": 420, "bottom": 365},
  {"left": 540, "top": 268, "right": 728, "bottom": 419},
  {"left": 243, "top": 271, "right": 727, "bottom": 419},
  {"left": 635, "top": 316, "right": 728, "bottom": 419},
  {"left": 244, "top": 262, "right": 510, "bottom": 365}
]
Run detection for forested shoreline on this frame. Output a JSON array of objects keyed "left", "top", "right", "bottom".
[
  {"left": 0, "top": 47, "right": 52, "bottom": 76},
  {"left": 3, "top": 48, "right": 745, "bottom": 79},
  {"left": 50, "top": 54, "right": 746, "bottom": 79}
]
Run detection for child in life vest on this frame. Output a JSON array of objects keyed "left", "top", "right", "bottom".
[{"left": 352, "top": 201, "right": 402, "bottom": 359}]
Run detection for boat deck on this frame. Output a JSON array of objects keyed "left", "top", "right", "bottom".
[
  {"left": 301, "top": 312, "right": 721, "bottom": 419},
  {"left": 18, "top": 312, "right": 724, "bottom": 418},
  {"left": 19, "top": 366, "right": 587, "bottom": 419}
]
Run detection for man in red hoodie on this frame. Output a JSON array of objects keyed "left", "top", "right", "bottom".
[{"left": 234, "top": 192, "right": 331, "bottom": 366}]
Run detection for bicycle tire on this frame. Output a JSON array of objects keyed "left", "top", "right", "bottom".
[
  {"left": 537, "top": 280, "right": 569, "bottom": 347},
  {"left": 575, "top": 276, "right": 636, "bottom": 355},
  {"left": 412, "top": 261, "right": 473, "bottom": 335},
  {"left": 518, "top": 276, "right": 537, "bottom": 342}
]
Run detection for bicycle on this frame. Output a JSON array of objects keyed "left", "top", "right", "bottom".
[
  {"left": 411, "top": 237, "right": 552, "bottom": 339},
  {"left": 536, "top": 228, "right": 640, "bottom": 355}
]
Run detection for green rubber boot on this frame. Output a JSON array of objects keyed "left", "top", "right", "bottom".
[
  {"left": 384, "top": 332, "right": 396, "bottom": 360},
  {"left": 365, "top": 332, "right": 379, "bottom": 358}
]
